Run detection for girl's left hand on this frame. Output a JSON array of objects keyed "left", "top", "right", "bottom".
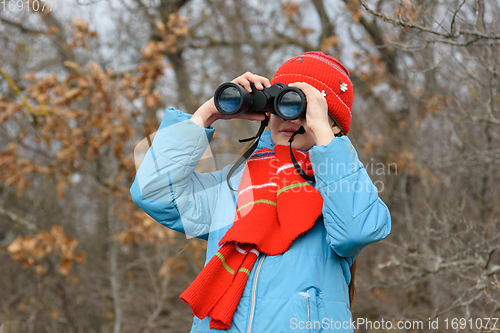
[{"left": 288, "top": 82, "right": 339, "bottom": 146}]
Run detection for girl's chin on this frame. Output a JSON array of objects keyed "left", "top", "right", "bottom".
[
  {"left": 272, "top": 136, "right": 291, "bottom": 146},
  {"left": 272, "top": 133, "right": 313, "bottom": 149}
]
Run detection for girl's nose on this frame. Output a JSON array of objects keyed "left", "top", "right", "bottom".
[
  {"left": 289, "top": 118, "right": 304, "bottom": 126},
  {"left": 280, "top": 117, "right": 298, "bottom": 123}
]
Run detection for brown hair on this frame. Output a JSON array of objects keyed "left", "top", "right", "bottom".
[{"left": 349, "top": 259, "right": 357, "bottom": 310}]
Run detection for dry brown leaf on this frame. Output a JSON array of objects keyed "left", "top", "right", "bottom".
[
  {"left": 57, "top": 237, "right": 79, "bottom": 259},
  {"left": 23, "top": 256, "right": 36, "bottom": 267},
  {"left": 64, "top": 88, "right": 81, "bottom": 100},
  {"left": 74, "top": 17, "right": 83, "bottom": 29},
  {"left": 74, "top": 252, "right": 86, "bottom": 264},
  {"left": 63, "top": 61, "right": 82, "bottom": 73},
  {"left": 320, "top": 36, "right": 339, "bottom": 53},
  {"left": 59, "top": 258, "right": 72, "bottom": 276},
  {"left": 48, "top": 26, "right": 58, "bottom": 34},
  {"left": 51, "top": 225, "right": 65, "bottom": 239},
  {"left": 5, "top": 175, "right": 19, "bottom": 187},
  {"left": 36, "top": 265, "right": 47, "bottom": 275},
  {"left": 156, "top": 21, "right": 166, "bottom": 34},
  {"left": 56, "top": 178, "right": 65, "bottom": 200},
  {"left": 6, "top": 236, "right": 24, "bottom": 254},
  {"left": 16, "top": 177, "right": 26, "bottom": 198},
  {"left": 117, "top": 231, "right": 136, "bottom": 245},
  {"left": 22, "top": 72, "right": 37, "bottom": 81},
  {"left": 158, "top": 261, "right": 168, "bottom": 277},
  {"left": 23, "top": 237, "right": 36, "bottom": 252}
]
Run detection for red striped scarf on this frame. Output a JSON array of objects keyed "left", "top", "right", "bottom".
[{"left": 180, "top": 145, "right": 323, "bottom": 329}]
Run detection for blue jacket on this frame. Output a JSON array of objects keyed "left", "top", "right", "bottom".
[{"left": 130, "top": 108, "right": 391, "bottom": 333}]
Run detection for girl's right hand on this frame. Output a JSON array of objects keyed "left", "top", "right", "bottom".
[{"left": 190, "top": 72, "right": 271, "bottom": 128}]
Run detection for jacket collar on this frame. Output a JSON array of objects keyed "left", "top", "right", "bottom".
[{"left": 256, "top": 130, "right": 275, "bottom": 150}]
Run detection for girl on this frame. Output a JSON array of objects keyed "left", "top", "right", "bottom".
[{"left": 131, "top": 51, "right": 391, "bottom": 333}]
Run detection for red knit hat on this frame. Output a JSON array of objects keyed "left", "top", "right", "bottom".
[{"left": 271, "top": 51, "right": 353, "bottom": 134}]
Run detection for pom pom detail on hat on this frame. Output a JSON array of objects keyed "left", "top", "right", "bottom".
[{"left": 271, "top": 51, "right": 353, "bottom": 134}]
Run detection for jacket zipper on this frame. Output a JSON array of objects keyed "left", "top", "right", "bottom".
[
  {"left": 299, "top": 290, "right": 312, "bottom": 333},
  {"left": 307, "top": 294, "right": 311, "bottom": 333},
  {"left": 247, "top": 254, "right": 266, "bottom": 333}
]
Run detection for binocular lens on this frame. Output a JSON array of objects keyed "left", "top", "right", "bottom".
[
  {"left": 277, "top": 91, "right": 303, "bottom": 118},
  {"left": 218, "top": 86, "right": 241, "bottom": 113},
  {"left": 214, "top": 82, "right": 306, "bottom": 118}
]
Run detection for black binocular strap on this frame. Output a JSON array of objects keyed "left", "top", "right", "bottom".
[
  {"left": 288, "top": 127, "right": 315, "bottom": 183},
  {"left": 226, "top": 115, "right": 269, "bottom": 192},
  {"left": 289, "top": 128, "right": 343, "bottom": 183},
  {"left": 226, "top": 119, "right": 341, "bottom": 190}
]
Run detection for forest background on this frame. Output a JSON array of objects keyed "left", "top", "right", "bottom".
[{"left": 1, "top": 0, "right": 499, "bottom": 332}]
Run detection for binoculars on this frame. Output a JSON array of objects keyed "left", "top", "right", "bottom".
[{"left": 214, "top": 82, "right": 307, "bottom": 120}]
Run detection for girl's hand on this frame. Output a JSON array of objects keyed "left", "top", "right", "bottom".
[
  {"left": 288, "top": 82, "right": 340, "bottom": 146},
  {"left": 231, "top": 72, "right": 271, "bottom": 93},
  {"left": 190, "top": 72, "right": 270, "bottom": 128}
]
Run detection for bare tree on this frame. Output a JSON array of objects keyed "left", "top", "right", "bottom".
[{"left": 1, "top": 0, "right": 499, "bottom": 332}]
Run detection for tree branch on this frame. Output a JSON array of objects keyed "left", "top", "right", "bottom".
[
  {"left": 0, "top": 206, "right": 39, "bottom": 233},
  {"left": 343, "top": 0, "right": 399, "bottom": 75},
  {"left": 358, "top": 0, "right": 500, "bottom": 42},
  {"left": 0, "top": 17, "right": 44, "bottom": 34}
]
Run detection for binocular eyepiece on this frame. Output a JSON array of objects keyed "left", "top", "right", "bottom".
[{"left": 214, "top": 82, "right": 307, "bottom": 120}]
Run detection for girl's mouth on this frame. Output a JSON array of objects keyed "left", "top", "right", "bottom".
[
  {"left": 279, "top": 127, "right": 299, "bottom": 137},
  {"left": 280, "top": 127, "right": 297, "bottom": 137}
]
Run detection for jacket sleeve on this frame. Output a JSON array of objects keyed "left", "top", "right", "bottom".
[
  {"left": 309, "top": 136, "right": 391, "bottom": 257},
  {"left": 130, "top": 108, "right": 222, "bottom": 240}
]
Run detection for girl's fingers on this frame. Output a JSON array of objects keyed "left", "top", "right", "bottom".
[
  {"left": 291, "top": 117, "right": 309, "bottom": 132},
  {"left": 216, "top": 73, "right": 271, "bottom": 121},
  {"left": 289, "top": 82, "right": 328, "bottom": 112},
  {"left": 236, "top": 112, "right": 267, "bottom": 121},
  {"left": 232, "top": 77, "right": 252, "bottom": 92},
  {"left": 241, "top": 72, "right": 263, "bottom": 90},
  {"left": 241, "top": 72, "right": 271, "bottom": 90},
  {"left": 231, "top": 72, "right": 271, "bottom": 92},
  {"left": 251, "top": 74, "right": 271, "bottom": 88},
  {"left": 288, "top": 82, "right": 322, "bottom": 100},
  {"left": 288, "top": 82, "right": 330, "bottom": 132},
  {"left": 218, "top": 111, "right": 266, "bottom": 122}
]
